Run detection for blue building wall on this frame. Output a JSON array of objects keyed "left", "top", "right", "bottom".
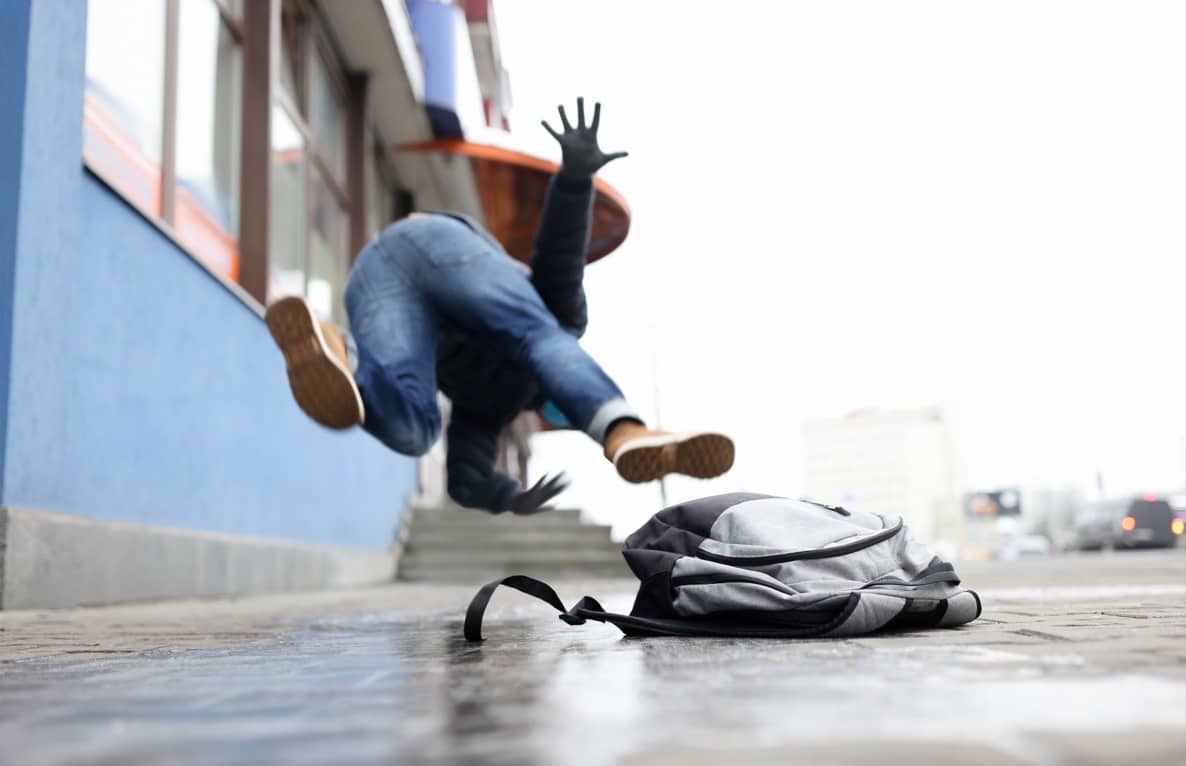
[
  {"left": 0, "top": 2, "right": 32, "bottom": 502},
  {"left": 0, "top": 0, "right": 417, "bottom": 549}
]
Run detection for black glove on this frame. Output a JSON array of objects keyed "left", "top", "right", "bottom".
[
  {"left": 505, "top": 472, "right": 571, "bottom": 515},
  {"left": 541, "top": 98, "right": 628, "bottom": 180}
]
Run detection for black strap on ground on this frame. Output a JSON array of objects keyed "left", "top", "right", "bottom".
[
  {"left": 464, "top": 575, "right": 606, "bottom": 642},
  {"left": 463, "top": 575, "right": 865, "bottom": 641}
]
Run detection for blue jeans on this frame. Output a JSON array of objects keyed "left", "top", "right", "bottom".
[{"left": 344, "top": 215, "right": 638, "bottom": 456}]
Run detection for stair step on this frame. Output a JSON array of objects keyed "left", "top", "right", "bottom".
[
  {"left": 407, "top": 519, "right": 605, "bottom": 535},
  {"left": 407, "top": 528, "right": 615, "bottom": 548},
  {"left": 398, "top": 561, "right": 631, "bottom": 583},
  {"left": 405, "top": 547, "right": 618, "bottom": 561},
  {"left": 407, "top": 520, "right": 595, "bottom": 536},
  {"left": 399, "top": 503, "right": 625, "bottom": 583},
  {"left": 400, "top": 547, "right": 623, "bottom": 567},
  {"left": 408, "top": 508, "right": 585, "bottom": 526}
]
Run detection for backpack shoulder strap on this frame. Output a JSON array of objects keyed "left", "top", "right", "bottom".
[
  {"left": 464, "top": 575, "right": 608, "bottom": 642},
  {"left": 463, "top": 575, "right": 875, "bottom": 641}
]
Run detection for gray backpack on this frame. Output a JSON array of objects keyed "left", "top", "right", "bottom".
[{"left": 465, "top": 492, "right": 981, "bottom": 640}]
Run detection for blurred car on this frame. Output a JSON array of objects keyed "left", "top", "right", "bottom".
[
  {"left": 1170, "top": 493, "right": 1186, "bottom": 547},
  {"left": 1071, "top": 494, "right": 1182, "bottom": 550}
]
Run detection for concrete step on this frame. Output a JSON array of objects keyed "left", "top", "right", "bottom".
[
  {"left": 407, "top": 508, "right": 586, "bottom": 527},
  {"left": 406, "top": 526, "right": 615, "bottom": 549},
  {"left": 400, "top": 546, "right": 624, "bottom": 568},
  {"left": 399, "top": 503, "right": 624, "bottom": 583},
  {"left": 407, "top": 517, "right": 593, "bottom": 536},
  {"left": 398, "top": 560, "right": 631, "bottom": 583}
]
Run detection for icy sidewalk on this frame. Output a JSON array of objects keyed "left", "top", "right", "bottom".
[{"left": 1, "top": 551, "right": 1183, "bottom": 765}]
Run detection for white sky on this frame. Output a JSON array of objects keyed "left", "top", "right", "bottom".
[{"left": 494, "top": 0, "right": 1186, "bottom": 535}]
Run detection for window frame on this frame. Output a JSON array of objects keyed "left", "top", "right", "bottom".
[
  {"left": 268, "top": 0, "right": 353, "bottom": 321},
  {"left": 307, "top": 17, "right": 352, "bottom": 196},
  {"left": 83, "top": 0, "right": 247, "bottom": 282},
  {"left": 212, "top": 0, "right": 244, "bottom": 38},
  {"left": 367, "top": 131, "right": 398, "bottom": 241},
  {"left": 82, "top": 0, "right": 386, "bottom": 314}
]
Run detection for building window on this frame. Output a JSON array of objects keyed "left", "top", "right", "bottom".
[
  {"left": 367, "top": 140, "right": 397, "bottom": 240},
  {"left": 308, "top": 172, "right": 349, "bottom": 324},
  {"left": 175, "top": 0, "right": 243, "bottom": 279},
  {"left": 83, "top": 0, "right": 244, "bottom": 281},
  {"left": 310, "top": 52, "right": 347, "bottom": 185},
  {"left": 266, "top": 0, "right": 352, "bottom": 325},
  {"left": 82, "top": 0, "right": 375, "bottom": 313},
  {"left": 83, "top": 0, "right": 166, "bottom": 217},
  {"left": 268, "top": 104, "right": 307, "bottom": 300}
]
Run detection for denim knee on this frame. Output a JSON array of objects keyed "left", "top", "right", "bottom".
[{"left": 363, "top": 409, "right": 440, "bottom": 457}]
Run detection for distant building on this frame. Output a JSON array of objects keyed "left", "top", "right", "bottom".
[
  {"left": 1013, "top": 484, "right": 1087, "bottom": 549},
  {"left": 800, "top": 406, "right": 963, "bottom": 545}
]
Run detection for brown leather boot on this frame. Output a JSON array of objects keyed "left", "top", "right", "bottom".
[
  {"left": 604, "top": 420, "right": 735, "bottom": 484},
  {"left": 319, "top": 319, "right": 349, "bottom": 369},
  {"left": 265, "top": 296, "right": 364, "bottom": 430},
  {"left": 603, "top": 420, "right": 654, "bottom": 461}
]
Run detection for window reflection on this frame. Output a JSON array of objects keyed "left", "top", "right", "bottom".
[
  {"left": 175, "top": 0, "right": 242, "bottom": 280},
  {"left": 308, "top": 173, "right": 348, "bottom": 324},
  {"left": 310, "top": 52, "right": 346, "bottom": 183},
  {"left": 368, "top": 147, "right": 395, "bottom": 239},
  {"left": 269, "top": 105, "right": 307, "bottom": 303},
  {"left": 83, "top": 0, "right": 166, "bottom": 216},
  {"left": 279, "top": 1, "right": 302, "bottom": 107},
  {"left": 81, "top": 0, "right": 357, "bottom": 312}
]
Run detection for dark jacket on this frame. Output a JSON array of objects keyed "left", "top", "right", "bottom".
[{"left": 436, "top": 174, "right": 594, "bottom": 511}]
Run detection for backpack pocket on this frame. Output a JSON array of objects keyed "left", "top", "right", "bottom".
[
  {"left": 696, "top": 516, "right": 904, "bottom": 566},
  {"left": 693, "top": 497, "right": 906, "bottom": 566}
]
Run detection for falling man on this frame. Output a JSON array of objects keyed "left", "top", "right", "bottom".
[{"left": 265, "top": 99, "right": 734, "bottom": 514}]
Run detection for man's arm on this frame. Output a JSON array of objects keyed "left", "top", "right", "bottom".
[
  {"left": 530, "top": 174, "right": 594, "bottom": 335},
  {"left": 534, "top": 98, "right": 628, "bottom": 336},
  {"left": 446, "top": 408, "right": 569, "bottom": 514}
]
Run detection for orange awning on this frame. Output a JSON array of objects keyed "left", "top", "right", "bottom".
[{"left": 397, "top": 139, "right": 631, "bottom": 265}]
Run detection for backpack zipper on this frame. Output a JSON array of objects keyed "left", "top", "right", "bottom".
[
  {"left": 800, "top": 498, "right": 851, "bottom": 516},
  {"left": 669, "top": 572, "right": 798, "bottom": 595},
  {"left": 860, "top": 569, "right": 962, "bottom": 589},
  {"left": 695, "top": 517, "right": 904, "bottom": 566},
  {"left": 672, "top": 562, "right": 958, "bottom": 594}
]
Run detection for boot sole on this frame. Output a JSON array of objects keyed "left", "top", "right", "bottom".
[
  {"left": 265, "top": 296, "right": 364, "bottom": 430},
  {"left": 614, "top": 433, "right": 735, "bottom": 484}
]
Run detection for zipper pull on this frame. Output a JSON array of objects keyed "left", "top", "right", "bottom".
[{"left": 800, "top": 498, "right": 851, "bottom": 516}]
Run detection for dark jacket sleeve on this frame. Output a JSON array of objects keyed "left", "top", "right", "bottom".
[
  {"left": 446, "top": 408, "right": 518, "bottom": 513},
  {"left": 530, "top": 174, "right": 595, "bottom": 336}
]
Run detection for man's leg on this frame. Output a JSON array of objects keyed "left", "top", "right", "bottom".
[
  {"left": 404, "top": 220, "right": 733, "bottom": 481},
  {"left": 344, "top": 239, "right": 441, "bottom": 457},
  {"left": 409, "top": 227, "right": 630, "bottom": 441}
]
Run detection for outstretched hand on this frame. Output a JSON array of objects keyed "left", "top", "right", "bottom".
[
  {"left": 542, "top": 98, "right": 628, "bottom": 180},
  {"left": 505, "top": 472, "right": 571, "bottom": 515}
]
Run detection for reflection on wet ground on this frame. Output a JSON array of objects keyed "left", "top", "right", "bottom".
[{"left": 1, "top": 578, "right": 1184, "bottom": 765}]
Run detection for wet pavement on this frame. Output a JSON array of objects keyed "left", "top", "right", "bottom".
[{"left": 0, "top": 551, "right": 1183, "bottom": 765}]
